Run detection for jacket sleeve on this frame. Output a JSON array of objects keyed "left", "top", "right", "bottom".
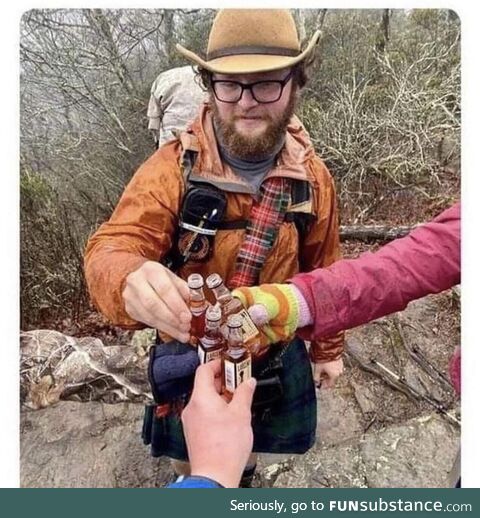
[
  {"left": 298, "top": 158, "right": 344, "bottom": 363},
  {"left": 147, "top": 76, "right": 164, "bottom": 131},
  {"left": 84, "top": 145, "right": 184, "bottom": 328},
  {"left": 167, "top": 476, "right": 223, "bottom": 488},
  {"left": 292, "top": 202, "right": 460, "bottom": 338}
]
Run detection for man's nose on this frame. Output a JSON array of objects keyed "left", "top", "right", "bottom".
[{"left": 237, "top": 86, "right": 259, "bottom": 109}]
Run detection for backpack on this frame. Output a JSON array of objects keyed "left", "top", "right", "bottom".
[{"left": 165, "top": 148, "right": 316, "bottom": 272}]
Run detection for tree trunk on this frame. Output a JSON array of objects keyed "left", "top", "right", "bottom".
[
  {"left": 163, "top": 10, "right": 176, "bottom": 66},
  {"left": 293, "top": 10, "right": 307, "bottom": 45},
  {"left": 376, "top": 9, "right": 391, "bottom": 54},
  {"left": 316, "top": 9, "right": 328, "bottom": 31},
  {"left": 84, "top": 9, "right": 136, "bottom": 97}
]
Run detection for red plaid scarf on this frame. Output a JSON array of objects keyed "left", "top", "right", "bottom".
[{"left": 229, "top": 177, "right": 290, "bottom": 289}]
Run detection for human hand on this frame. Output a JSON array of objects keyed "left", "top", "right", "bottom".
[
  {"left": 181, "top": 360, "right": 256, "bottom": 488},
  {"left": 123, "top": 261, "right": 191, "bottom": 342},
  {"left": 232, "top": 284, "right": 304, "bottom": 346},
  {"left": 313, "top": 358, "right": 344, "bottom": 389}
]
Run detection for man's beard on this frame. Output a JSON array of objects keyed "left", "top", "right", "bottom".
[{"left": 211, "top": 92, "right": 297, "bottom": 160}]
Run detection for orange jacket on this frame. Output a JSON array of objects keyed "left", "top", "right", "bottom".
[{"left": 84, "top": 104, "right": 344, "bottom": 362}]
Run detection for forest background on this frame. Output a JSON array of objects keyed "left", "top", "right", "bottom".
[{"left": 20, "top": 8, "right": 460, "bottom": 333}]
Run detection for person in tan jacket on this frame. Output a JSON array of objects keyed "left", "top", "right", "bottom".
[
  {"left": 147, "top": 65, "right": 206, "bottom": 148},
  {"left": 84, "top": 9, "right": 344, "bottom": 485}
]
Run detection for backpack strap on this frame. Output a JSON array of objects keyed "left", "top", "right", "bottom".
[
  {"left": 178, "top": 131, "right": 200, "bottom": 185},
  {"left": 178, "top": 139, "right": 315, "bottom": 241},
  {"left": 286, "top": 179, "right": 316, "bottom": 240}
]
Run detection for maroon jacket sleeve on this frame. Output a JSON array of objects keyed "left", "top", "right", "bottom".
[{"left": 291, "top": 202, "right": 460, "bottom": 339}]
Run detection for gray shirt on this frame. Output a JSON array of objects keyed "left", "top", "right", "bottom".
[
  {"left": 217, "top": 136, "right": 285, "bottom": 194},
  {"left": 218, "top": 147, "right": 274, "bottom": 193}
]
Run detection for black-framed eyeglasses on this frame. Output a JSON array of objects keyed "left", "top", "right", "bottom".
[{"left": 211, "top": 71, "right": 293, "bottom": 104}]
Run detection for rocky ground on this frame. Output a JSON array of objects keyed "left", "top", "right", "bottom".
[{"left": 20, "top": 290, "right": 460, "bottom": 488}]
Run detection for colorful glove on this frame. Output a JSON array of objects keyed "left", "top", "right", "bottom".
[{"left": 232, "top": 284, "right": 313, "bottom": 346}]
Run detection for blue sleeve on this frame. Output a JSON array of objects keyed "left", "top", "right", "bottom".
[{"left": 167, "top": 476, "right": 223, "bottom": 488}]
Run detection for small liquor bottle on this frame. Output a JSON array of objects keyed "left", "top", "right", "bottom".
[
  {"left": 206, "top": 273, "right": 243, "bottom": 316},
  {"left": 187, "top": 273, "right": 208, "bottom": 346},
  {"left": 206, "top": 273, "right": 261, "bottom": 354},
  {"left": 198, "top": 304, "right": 226, "bottom": 364},
  {"left": 222, "top": 314, "right": 252, "bottom": 401}
]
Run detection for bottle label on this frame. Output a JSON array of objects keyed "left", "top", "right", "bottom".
[
  {"left": 198, "top": 346, "right": 223, "bottom": 364},
  {"left": 198, "top": 346, "right": 206, "bottom": 364},
  {"left": 224, "top": 359, "right": 236, "bottom": 392},
  {"left": 235, "top": 358, "right": 252, "bottom": 388},
  {"left": 206, "top": 348, "right": 222, "bottom": 363},
  {"left": 238, "top": 309, "right": 260, "bottom": 342},
  {"left": 198, "top": 337, "right": 223, "bottom": 364},
  {"left": 224, "top": 357, "right": 252, "bottom": 392}
]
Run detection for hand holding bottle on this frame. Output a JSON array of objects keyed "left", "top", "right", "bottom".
[
  {"left": 182, "top": 360, "right": 257, "bottom": 488},
  {"left": 123, "top": 261, "right": 192, "bottom": 342}
]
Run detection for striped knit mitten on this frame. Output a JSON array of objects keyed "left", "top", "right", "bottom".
[{"left": 232, "top": 284, "right": 312, "bottom": 346}]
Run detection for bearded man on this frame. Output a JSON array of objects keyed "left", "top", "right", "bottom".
[{"left": 84, "top": 9, "right": 344, "bottom": 486}]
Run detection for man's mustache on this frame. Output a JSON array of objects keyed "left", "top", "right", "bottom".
[{"left": 231, "top": 113, "right": 271, "bottom": 123}]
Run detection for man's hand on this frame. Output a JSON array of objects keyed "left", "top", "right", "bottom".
[
  {"left": 181, "top": 360, "right": 256, "bottom": 488},
  {"left": 123, "top": 261, "right": 192, "bottom": 342},
  {"left": 313, "top": 358, "right": 344, "bottom": 389}
]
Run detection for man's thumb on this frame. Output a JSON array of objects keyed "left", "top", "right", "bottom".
[{"left": 230, "top": 377, "right": 256, "bottom": 410}]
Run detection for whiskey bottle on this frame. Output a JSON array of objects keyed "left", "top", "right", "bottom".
[
  {"left": 187, "top": 273, "right": 208, "bottom": 346},
  {"left": 198, "top": 304, "right": 226, "bottom": 364},
  {"left": 222, "top": 314, "right": 252, "bottom": 401},
  {"left": 206, "top": 273, "right": 243, "bottom": 316},
  {"left": 206, "top": 273, "right": 261, "bottom": 354}
]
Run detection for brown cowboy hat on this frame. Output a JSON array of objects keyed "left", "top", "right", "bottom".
[{"left": 176, "top": 9, "right": 320, "bottom": 75}]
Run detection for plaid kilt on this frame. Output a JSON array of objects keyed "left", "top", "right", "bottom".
[{"left": 142, "top": 336, "right": 316, "bottom": 459}]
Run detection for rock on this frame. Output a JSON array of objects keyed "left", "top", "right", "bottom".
[
  {"left": 20, "top": 391, "right": 459, "bottom": 489},
  {"left": 351, "top": 381, "right": 376, "bottom": 415},
  {"left": 360, "top": 414, "right": 459, "bottom": 487},
  {"left": 316, "top": 387, "right": 364, "bottom": 446},
  {"left": 274, "top": 443, "right": 368, "bottom": 488},
  {"left": 259, "top": 457, "right": 295, "bottom": 487},
  {"left": 26, "top": 375, "right": 65, "bottom": 410},
  {"left": 402, "top": 363, "right": 429, "bottom": 397},
  {"left": 21, "top": 401, "right": 171, "bottom": 488},
  {"left": 272, "top": 413, "right": 459, "bottom": 488}
]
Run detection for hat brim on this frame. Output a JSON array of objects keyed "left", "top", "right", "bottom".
[{"left": 176, "top": 30, "right": 320, "bottom": 75}]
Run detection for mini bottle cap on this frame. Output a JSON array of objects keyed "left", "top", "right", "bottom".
[
  {"left": 206, "top": 304, "right": 222, "bottom": 322},
  {"left": 227, "top": 314, "right": 242, "bottom": 328},
  {"left": 206, "top": 273, "right": 222, "bottom": 289},
  {"left": 187, "top": 273, "right": 204, "bottom": 289}
]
